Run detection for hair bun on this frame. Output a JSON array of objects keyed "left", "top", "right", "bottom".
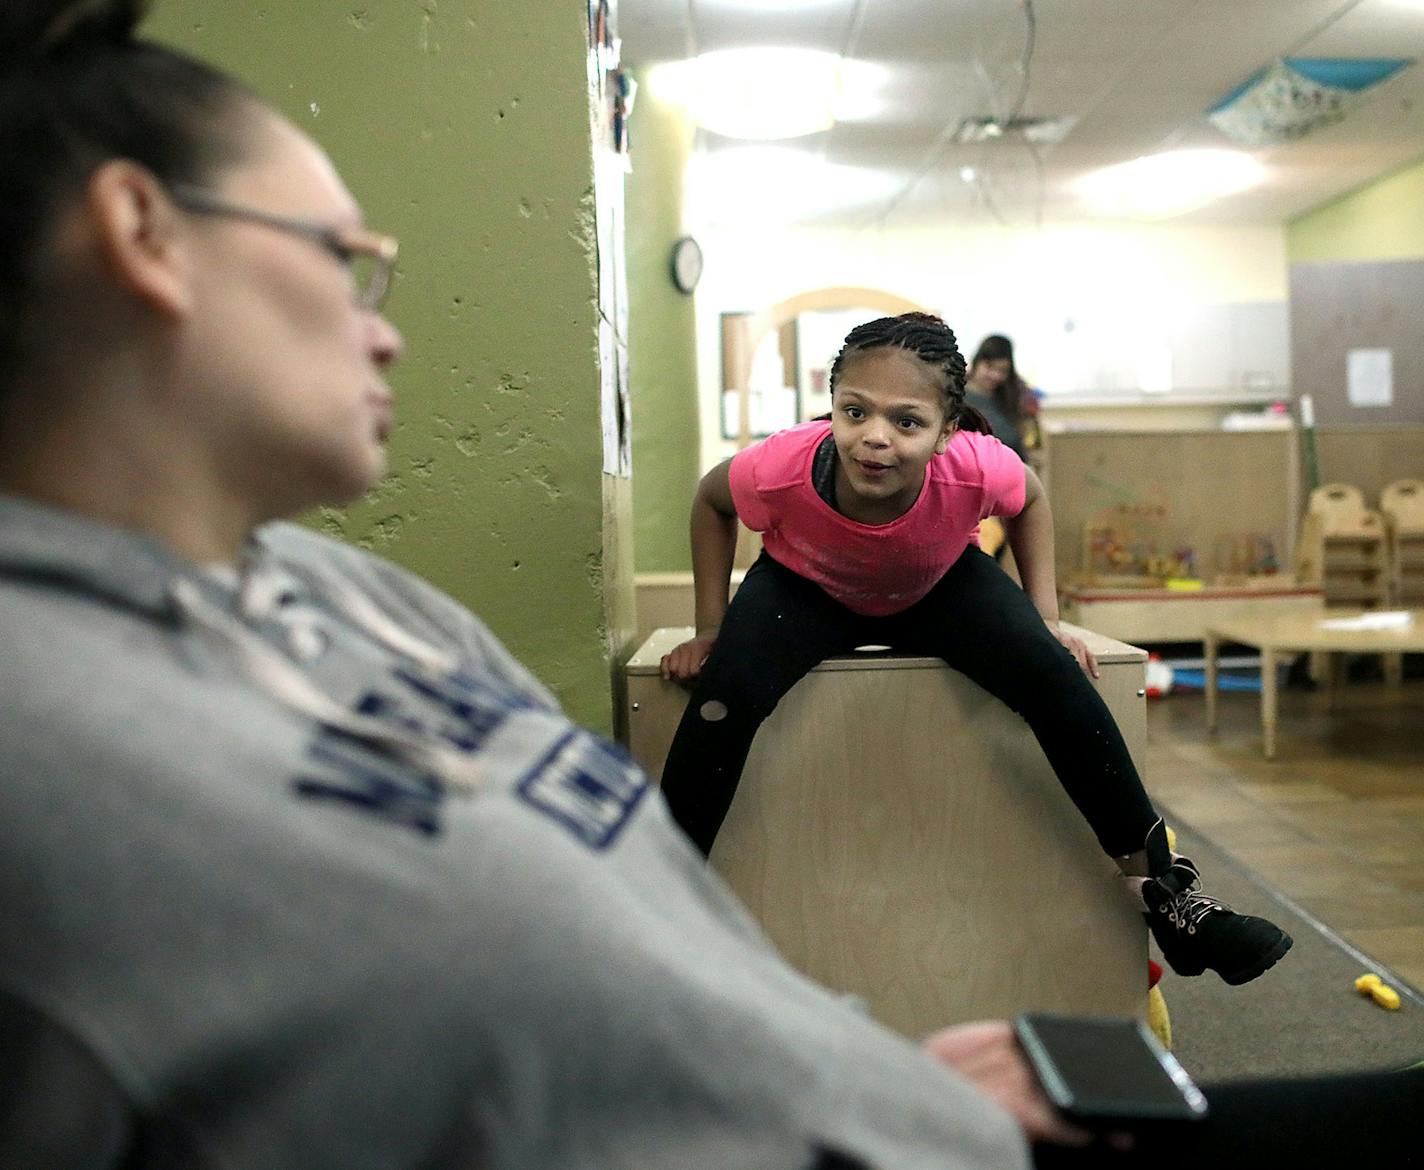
[{"left": 0, "top": 0, "right": 146, "bottom": 65}]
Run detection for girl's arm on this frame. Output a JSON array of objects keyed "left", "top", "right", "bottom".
[
  {"left": 1004, "top": 465, "right": 1099, "bottom": 678},
  {"left": 660, "top": 459, "right": 738, "bottom": 681}
]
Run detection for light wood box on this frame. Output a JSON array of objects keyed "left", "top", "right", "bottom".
[{"left": 625, "top": 625, "right": 1149, "bottom": 1037}]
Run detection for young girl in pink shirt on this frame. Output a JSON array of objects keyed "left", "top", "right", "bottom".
[{"left": 659, "top": 312, "right": 1291, "bottom": 987}]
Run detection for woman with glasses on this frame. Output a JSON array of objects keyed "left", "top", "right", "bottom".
[
  {"left": 1, "top": 3, "right": 1419, "bottom": 1169},
  {"left": 0, "top": 4, "right": 1041, "bottom": 1166}
]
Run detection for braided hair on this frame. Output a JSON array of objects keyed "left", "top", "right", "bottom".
[
  {"left": 0, "top": 0, "right": 256, "bottom": 388},
  {"left": 827, "top": 312, "right": 992, "bottom": 436}
]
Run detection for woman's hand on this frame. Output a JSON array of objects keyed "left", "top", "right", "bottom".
[
  {"left": 922, "top": 1020, "right": 1104, "bottom": 1149},
  {"left": 660, "top": 631, "right": 718, "bottom": 682},
  {"left": 1048, "top": 621, "right": 1099, "bottom": 679}
]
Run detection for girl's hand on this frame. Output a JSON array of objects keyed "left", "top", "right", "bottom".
[
  {"left": 921, "top": 1021, "right": 1100, "bottom": 1148},
  {"left": 660, "top": 632, "right": 718, "bottom": 682},
  {"left": 1048, "top": 622, "right": 1099, "bottom": 679}
]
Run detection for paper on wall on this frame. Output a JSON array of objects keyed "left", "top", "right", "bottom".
[{"left": 1347, "top": 347, "right": 1393, "bottom": 408}]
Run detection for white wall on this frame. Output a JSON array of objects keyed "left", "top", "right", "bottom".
[{"left": 694, "top": 220, "right": 1291, "bottom": 469}]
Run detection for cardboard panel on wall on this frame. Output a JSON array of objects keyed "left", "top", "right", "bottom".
[
  {"left": 1313, "top": 426, "right": 1424, "bottom": 503},
  {"left": 1290, "top": 259, "right": 1424, "bottom": 427}
]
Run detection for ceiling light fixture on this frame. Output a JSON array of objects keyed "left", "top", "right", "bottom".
[
  {"left": 698, "top": 0, "right": 841, "bottom": 7},
  {"left": 648, "top": 47, "right": 846, "bottom": 140},
  {"left": 1076, "top": 149, "right": 1265, "bottom": 219},
  {"left": 953, "top": 115, "right": 1076, "bottom": 145},
  {"left": 687, "top": 145, "right": 899, "bottom": 224}
]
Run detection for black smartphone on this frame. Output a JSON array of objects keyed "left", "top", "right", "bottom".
[{"left": 1013, "top": 1013, "right": 1209, "bottom": 1128}]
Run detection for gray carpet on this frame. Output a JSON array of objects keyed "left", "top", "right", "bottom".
[{"left": 1154, "top": 810, "right": 1424, "bottom": 1083}]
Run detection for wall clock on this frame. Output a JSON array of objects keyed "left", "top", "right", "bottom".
[{"left": 670, "top": 235, "right": 703, "bottom": 294}]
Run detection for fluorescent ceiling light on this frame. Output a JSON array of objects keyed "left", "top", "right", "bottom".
[
  {"left": 1075, "top": 149, "right": 1265, "bottom": 219},
  {"left": 649, "top": 48, "right": 844, "bottom": 140},
  {"left": 688, "top": 145, "right": 899, "bottom": 224},
  {"left": 700, "top": 0, "right": 839, "bottom": 7}
]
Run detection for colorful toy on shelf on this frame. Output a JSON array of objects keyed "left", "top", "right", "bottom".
[
  {"left": 1078, "top": 501, "right": 1285, "bottom": 590},
  {"left": 1213, "top": 532, "right": 1281, "bottom": 584},
  {"left": 1080, "top": 502, "right": 1187, "bottom": 587}
]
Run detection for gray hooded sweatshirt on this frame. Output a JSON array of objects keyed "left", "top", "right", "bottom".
[{"left": 0, "top": 493, "right": 1027, "bottom": 1170}]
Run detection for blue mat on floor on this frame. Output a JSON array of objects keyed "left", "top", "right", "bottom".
[{"left": 1172, "top": 669, "right": 1260, "bottom": 692}]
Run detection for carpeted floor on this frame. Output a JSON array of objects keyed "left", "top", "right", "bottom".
[{"left": 1153, "top": 811, "right": 1424, "bottom": 1083}]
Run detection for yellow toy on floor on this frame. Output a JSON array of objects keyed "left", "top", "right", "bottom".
[
  {"left": 1147, "top": 962, "right": 1172, "bottom": 1048},
  {"left": 1355, "top": 972, "right": 1402, "bottom": 1011},
  {"left": 1145, "top": 825, "right": 1180, "bottom": 1049}
]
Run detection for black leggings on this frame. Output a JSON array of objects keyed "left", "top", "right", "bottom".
[
  {"left": 660, "top": 549, "right": 1158, "bottom": 858},
  {"left": 1033, "top": 1063, "right": 1424, "bottom": 1167}
]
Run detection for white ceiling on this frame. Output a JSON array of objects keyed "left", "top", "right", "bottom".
[{"left": 617, "top": 0, "right": 1424, "bottom": 229}]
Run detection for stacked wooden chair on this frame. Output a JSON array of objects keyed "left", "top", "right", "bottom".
[
  {"left": 1295, "top": 483, "right": 1389, "bottom": 608},
  {"left": 1380, "top": 479, "right": 1424, "bottom": 607}
]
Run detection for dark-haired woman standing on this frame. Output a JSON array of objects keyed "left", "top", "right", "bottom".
[
  {"left": 965, "top": 333, "right": 1036, "bottom": 461},
  {"left": 658, "top": 312, "right": 1291, "bottom": 988}
]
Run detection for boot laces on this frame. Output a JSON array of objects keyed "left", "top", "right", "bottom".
[{"left": 1158, "top": 888, "right": 1223, "bottom": 934}]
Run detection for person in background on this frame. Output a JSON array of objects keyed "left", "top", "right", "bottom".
[
  {"left": 0, "top": 4, "right": 1418, "bottom": 1169},
  {"left": 965, "top": 333, "right": 1038, "bottom": 459}
]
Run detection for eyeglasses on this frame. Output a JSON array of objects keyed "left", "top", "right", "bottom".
[{"left": 168, "top": 184, "right": 399, "bottom": 310}]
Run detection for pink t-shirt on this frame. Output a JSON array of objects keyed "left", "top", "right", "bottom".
[{"left": 728, "top": 421, "right": 1026, "bottom": 616}]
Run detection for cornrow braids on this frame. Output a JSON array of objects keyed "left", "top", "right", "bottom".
[
  {"left": 827, "top": 312, "right": 992, "bottom": 436},
  {"left": 0, "top": 0, "right": 255, "bottom": 388}
]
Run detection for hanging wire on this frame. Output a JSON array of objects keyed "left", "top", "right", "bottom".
[
  {"left": 682, "top": 0, "right": 697, "bottom": 58},
  {"left": 1001, "top": 0, "right": 1036, "bottom": 126},
  {"left": 862, "top": 0, "right": 1037, "bottom": 230},
  {"left": 1285, "top": 0, "right": 1364, "bottom": 55}
]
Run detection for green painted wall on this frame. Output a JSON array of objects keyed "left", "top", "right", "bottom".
[
  {"left": 1288, "top": 153, "right": 1424, "bottom": 263},
  {"left": 626, "top": 73, "right": 700, "bottom": 572},
  {"left": 147, "top": 2, "right": 624, "bottom": 732}
]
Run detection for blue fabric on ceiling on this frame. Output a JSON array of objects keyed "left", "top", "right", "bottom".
[
  {"left": 1285, "top": 57, "right": 1411, "bottom": 92},
  {"left": 1209, "top": 57, "right": 1412, "bottom": 113}
]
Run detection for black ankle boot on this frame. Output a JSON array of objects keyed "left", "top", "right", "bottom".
[{"left": 1138, "top": 820, "right": 1293, "bottom": 986}]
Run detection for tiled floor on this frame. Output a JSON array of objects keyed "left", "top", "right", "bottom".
[{"left": 1145, "top": 674, "right": 1424, "bottom": 992}]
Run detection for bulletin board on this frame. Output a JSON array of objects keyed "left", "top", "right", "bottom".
[{"left": 1290, "top": 259, "right": 1424, "bottom": 427}]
